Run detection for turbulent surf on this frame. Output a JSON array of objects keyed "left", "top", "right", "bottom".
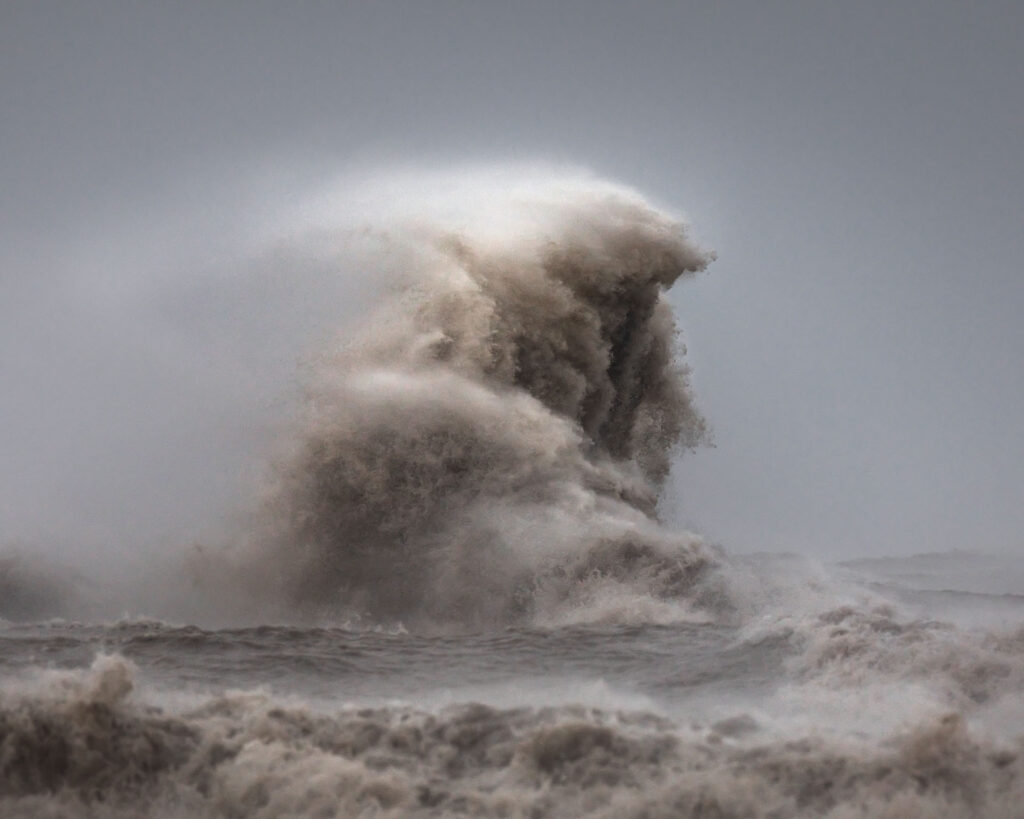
[{"left": 3, "top": 170, "right": 1023, "bottom": 818}]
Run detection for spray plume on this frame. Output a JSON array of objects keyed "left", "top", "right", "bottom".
[{"left": 204, "top": 170, "right": 719, "bottom": 628}]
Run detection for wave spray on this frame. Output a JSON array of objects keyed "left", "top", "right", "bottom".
[{"left": 226, "top": 171, "right": 719, "bottom": 628}]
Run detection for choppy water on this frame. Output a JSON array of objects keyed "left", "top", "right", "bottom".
[{"left": 3, "top": 552, "right": 1024, "bottom": 818}]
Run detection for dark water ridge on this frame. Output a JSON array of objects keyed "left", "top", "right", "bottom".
[{"left": 0, "top": 620, "right": 783, "bottom": 705}]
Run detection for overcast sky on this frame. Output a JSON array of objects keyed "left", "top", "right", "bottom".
[{"left": 3, "top": 1, "right": 1023, "bottom": 563}]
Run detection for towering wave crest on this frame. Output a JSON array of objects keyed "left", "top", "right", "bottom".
[{"left": 217, "top": 172, "right": 721, "bottom": 628}]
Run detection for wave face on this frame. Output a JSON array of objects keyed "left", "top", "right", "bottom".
[{"left": 223, "top": 173, "right": 719, "bottom": 628}]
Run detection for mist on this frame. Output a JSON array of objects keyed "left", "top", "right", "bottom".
[
  {"left": 0, "top": 167, "right": 385, "bottom": 573},
  {"left": 4, "top": 1, "right": 1024, "bottom": 576}
]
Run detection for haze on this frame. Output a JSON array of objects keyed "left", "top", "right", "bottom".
[{"left": 3, "top": 1, "right": 1023, "bottom": 567}]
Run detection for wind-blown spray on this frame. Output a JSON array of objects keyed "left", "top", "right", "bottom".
[{"left": 232, "top": 173, "right": 719, "bottom": 627}]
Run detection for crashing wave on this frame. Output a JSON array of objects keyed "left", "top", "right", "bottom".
[{"left": 200, "top": 173, "right": 723, "bottom": 628}]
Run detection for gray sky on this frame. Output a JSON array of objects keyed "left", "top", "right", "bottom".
[{"left": 3, "top": 0, "right": 1023, "bottom": 563}]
